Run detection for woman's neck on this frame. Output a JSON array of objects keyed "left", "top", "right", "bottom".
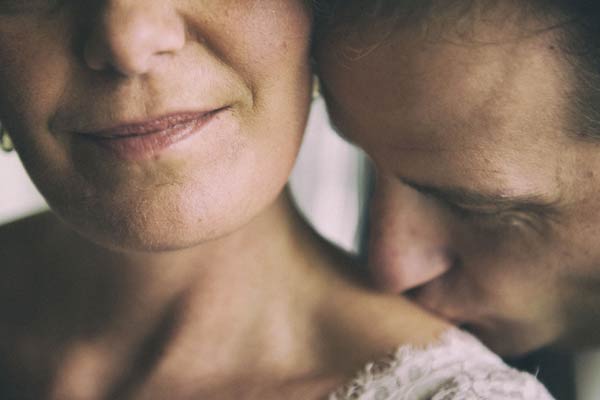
[{"left": 48, "top": 189, "right": 340, "bottom": 393}]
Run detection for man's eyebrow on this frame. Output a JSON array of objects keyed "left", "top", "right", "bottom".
[{"left": 400, "top": 178, "right": 561, "bottom": 215}]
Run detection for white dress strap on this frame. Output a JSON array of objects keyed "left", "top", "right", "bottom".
[{"left": 329, "top": 329, "right": 555, "bottom": 400}]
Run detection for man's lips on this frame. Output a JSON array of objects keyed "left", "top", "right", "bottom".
[{"left": 76, "top": 107, "right": 229, "bottom": 160}]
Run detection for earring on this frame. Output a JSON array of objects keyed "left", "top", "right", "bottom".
[
  {"left": 1, "top": 124, "right": 14, "bottom": 153},
  {"left": 312, "top": 76, "right": 321, "bottom": 101}
]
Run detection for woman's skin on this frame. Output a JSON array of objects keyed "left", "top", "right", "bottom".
[{"left": 0, "top": 1, "right": 447, "bottom": 399}]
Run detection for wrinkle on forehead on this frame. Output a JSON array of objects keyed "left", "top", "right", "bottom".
[
  {"left": 378, "top": 140, "right": 562, "bottom": 199},
  {"left": 320, "top": 10, "right": 578, "bottom": 200},
  {"left": 358, "top": 31, "right": 571, "bottom": 194}
]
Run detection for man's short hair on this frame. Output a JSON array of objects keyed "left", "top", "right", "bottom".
[{"left": 314, "top": 0, "right": 600, "bottom": 140}]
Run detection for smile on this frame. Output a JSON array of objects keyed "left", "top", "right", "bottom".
[{"left": 77, "top": 107, "right": 229, "bottom": 160}]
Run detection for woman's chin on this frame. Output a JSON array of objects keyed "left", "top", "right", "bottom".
[
  {"left": 49, "top": 197, "right": 247, "bottom": 254},
  {"left": 76, "top": 219, "right": 229, "bottom": 254},
  {"left": 34, "top": 127, "right": 294, "bottom": 254}
]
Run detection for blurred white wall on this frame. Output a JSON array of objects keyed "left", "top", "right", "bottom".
[
  {"left": 290, "top": 98, "right": 368, "bottom": 253},
  {"left": 0, "top": 151, "right": 47, "bottom": 224},
  {"left": 0, "top": 98, "right": 367, "bottom": 252}
]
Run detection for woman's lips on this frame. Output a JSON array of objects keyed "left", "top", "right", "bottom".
[{"left": 77, "top": 108, "right": 228, "bottom": 160}]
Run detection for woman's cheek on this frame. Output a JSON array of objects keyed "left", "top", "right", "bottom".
[{"left": 0, "top": 21, "right": 71, "bottom": 142}]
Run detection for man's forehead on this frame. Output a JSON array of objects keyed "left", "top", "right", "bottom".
[
  {"left": 321, "top": 6, "right": 578, "bottom": 197},
  {"left": 373, "top": 133, "right": 564, "bottom": 199},
  {"left": 361, "top": 38, "right": 570, "bottom": 184}
]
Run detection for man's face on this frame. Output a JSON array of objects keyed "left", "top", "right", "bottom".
[{"left": 318, "top": 17, "right": 600, "bottom": 356}]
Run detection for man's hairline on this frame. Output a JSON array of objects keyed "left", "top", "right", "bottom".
[{"left": 317, "top": 5, "right": 600, "bottom": 143}]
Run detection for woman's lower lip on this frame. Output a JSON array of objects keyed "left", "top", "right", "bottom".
[{"left": 79, "top": 109, "right": 225, "bottom": 160}]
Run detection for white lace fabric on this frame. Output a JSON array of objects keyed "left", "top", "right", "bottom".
[{"left": 329, "top": 329, "right": 555, "bottom": 400}]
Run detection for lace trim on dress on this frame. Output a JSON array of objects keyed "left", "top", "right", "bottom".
[{"left": 329, "top": 328, "right": 555, "bottom": 400}]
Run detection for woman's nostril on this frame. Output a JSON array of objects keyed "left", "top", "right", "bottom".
[{"left": 82, "top": 6, "right": 186, "bottom": 76}]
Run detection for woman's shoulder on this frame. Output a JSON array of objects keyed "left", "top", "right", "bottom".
[
  {"left": 0, "top": 212, "right": 90, "bottom": 319},
  {"left": 0, "top": 211, "right": 57, "bottom": 258},
  {"left": 0, "top": 212, "right": 65, "bottom": 396},
  {"left": 329, "top": 328, "right": 555, "bottom": 400},
  {"left": 318, "top": 254, "right": 554, "bottom": 399},
  {"left": 0, "top": 211, "right": 58, "bottom": 282},
  {"left": 0, "top": 212, "right": 78, "bottom": 336},
  {"left": 0, "top": 212, "right": 62, "bottom": 294},
  {"left": 320, "top": 252, "right": 450, "bottom": 357},
  {"left": 0, "top": 211, "right": 67, "bottom": 321}
]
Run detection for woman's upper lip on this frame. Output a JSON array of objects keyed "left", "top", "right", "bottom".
[{"left": 78, "top": 108, "right": 227, "bottom": 138}]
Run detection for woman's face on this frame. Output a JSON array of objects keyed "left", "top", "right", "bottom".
[{"left": 0, "top": 0, "right": 313, "bottom": 250}]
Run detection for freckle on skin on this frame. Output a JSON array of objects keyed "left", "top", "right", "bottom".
[{"left": 586, "top": 171, "right": 594, "bottom": 179}]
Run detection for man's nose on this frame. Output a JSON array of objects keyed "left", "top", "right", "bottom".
[
  {"left": 367, "top": 177, "right": 455, "bottom": 293},
  {"left": 83, "top": 1, "right": 186, "bottom": 76}
]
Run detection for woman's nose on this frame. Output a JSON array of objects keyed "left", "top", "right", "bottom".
[
  {"left": 367, "top": 178, "right": 455, "bottom": 293},
  {"left": 83, "top": 2, "right": 186, "bottom": 76}
]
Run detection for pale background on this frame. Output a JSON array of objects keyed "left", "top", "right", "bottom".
[{"left": 1, "top": 99, "right": 597, "bottom": 400}]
